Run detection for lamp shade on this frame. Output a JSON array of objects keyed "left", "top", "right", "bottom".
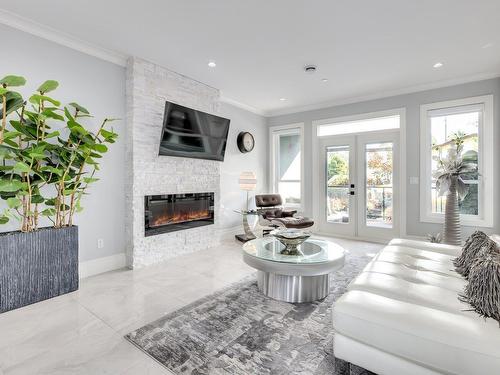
[{"left": 239, "top": 171, "right": 257, "bottom": 191}]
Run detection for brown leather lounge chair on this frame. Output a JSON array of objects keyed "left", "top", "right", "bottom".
[{"left": 255, "top": 194, "right": 314, "bottom": 229}]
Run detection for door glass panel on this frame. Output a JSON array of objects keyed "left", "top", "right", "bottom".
[
  {"left": 365, "top": 142, "right": 393, "bottom": 228},
  {"left": 326, "top": 145, "right": 350, "bottom": 223}
]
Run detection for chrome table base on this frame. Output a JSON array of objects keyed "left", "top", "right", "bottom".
[{"left": 257, "top": 271, "right": 329, "bottom": 303}]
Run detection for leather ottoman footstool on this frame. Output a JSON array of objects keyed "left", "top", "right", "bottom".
[{"left": 271, "top": 216, "right": 314, "bottom": 229}]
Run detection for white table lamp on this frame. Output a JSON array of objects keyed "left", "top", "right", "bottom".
[{"left": 239, "top": 171, "right": 257, "bottom": 211}]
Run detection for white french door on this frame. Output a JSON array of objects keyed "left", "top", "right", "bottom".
[{"left": 318, "top": 131, "right": 400, "bottom": 240}]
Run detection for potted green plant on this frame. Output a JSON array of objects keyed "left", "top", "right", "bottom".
[
  {"left": 0, "top": 75, "right": 118, "bottom": 313},
  {"left": 433, "top": 132, "right": 477, "bottom": 245}
]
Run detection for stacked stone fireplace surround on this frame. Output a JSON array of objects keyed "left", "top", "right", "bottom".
[{"left": 125, "top": 57, "right": 223, "bottom": 268}]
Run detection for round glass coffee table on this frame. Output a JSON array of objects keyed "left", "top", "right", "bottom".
[{"left": 242, "top": 237, "right": 346, "bottom": 303}]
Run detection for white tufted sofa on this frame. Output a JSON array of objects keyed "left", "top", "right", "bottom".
[{"left": 333, "top": 238, "right": 500, "bottom": 375}]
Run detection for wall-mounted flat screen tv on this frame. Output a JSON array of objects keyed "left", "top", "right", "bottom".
[{"left": 159, "top": 101, "right": 230, "bottom": 161}]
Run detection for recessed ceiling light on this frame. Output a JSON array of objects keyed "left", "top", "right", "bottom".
[
  {"left": 433, "top": 62, "right": 443, "bottom": 68},
  {"left": 321, "top": 78, "right": 329, "bottom": 82},
  {"left": 279, "top": 98, "right": 286, "bottom": 101},
  {"left": 208, "top": 61, "right": 216, "bottom": 68}
]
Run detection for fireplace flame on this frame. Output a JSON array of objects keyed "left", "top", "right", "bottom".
[{"left": 151, "top": 209, "right": 211, "bottom": 227}]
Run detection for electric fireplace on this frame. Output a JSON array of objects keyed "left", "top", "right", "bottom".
[{"left": 144, "top": 193, "right": 214, "bottom": 236}]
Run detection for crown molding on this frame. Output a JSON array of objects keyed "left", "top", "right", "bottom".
[
  {"left": 0, "top": 9, "right": 127, "bottom": 67},
  {"left": 219, "top": 95, "right": 266, "bottom": 116},
  {"left": 1, "top": 8, "right": 498, "bottom": 118},
  {"left": 0, "top": 9, "right": 265, "bottom": 117},
  {"left": 266, "top": 71, "right": 500, "bottom": 117}
]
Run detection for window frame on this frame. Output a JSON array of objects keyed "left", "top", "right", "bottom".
[
  {"left": 419, "top": 95, "right": 494, "bottom": 227},
  {"left": 269, "top": 123, "right": 305, "bottom": 211}
]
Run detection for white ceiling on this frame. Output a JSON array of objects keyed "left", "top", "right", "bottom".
[{"left": 1, "top": 1, "right": 499, "bottom": 116}]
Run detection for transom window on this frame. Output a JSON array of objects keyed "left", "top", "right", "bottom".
[
  {"left": 317, "top": 114, "right": 400, "bottom": 136},
  {"left": 420, "top": 96, "right": 494, "bottom": 227}
]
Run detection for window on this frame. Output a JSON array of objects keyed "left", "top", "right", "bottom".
[
  {"left": 420, "top": 96, "right": 494, "bottom": 227},
  {"left": 270, "top": 124, "right": 304, "bottom": 209},
  {"left": 317, "top": 114, "right": 400, "bottom": 137}
]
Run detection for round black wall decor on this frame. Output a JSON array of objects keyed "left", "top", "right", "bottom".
[{"left": 237, "top": 132, "right": 255, "bottom": 153}]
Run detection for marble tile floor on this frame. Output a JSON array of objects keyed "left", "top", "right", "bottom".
[{"left": 0, "top": 236, "right": 382, "bottom": 375}]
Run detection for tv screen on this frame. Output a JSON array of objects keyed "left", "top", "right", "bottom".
[{"left": 159, "top": 101, "right": 230, "bottom": 161}]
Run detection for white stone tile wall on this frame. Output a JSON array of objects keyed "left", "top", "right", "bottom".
[{"left": 126, "top": 57, "right": 224, "bottom": 268}]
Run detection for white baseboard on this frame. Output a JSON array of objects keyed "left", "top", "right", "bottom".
[{"left": 79, "top": 253, "right": 126, "bottom": 279}]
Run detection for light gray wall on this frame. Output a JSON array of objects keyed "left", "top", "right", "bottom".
[
  {"left": 219, "top": 102, "right": 268, "bottom": 228},
  {"left": 0, "top": 25, "right": 268, "bottom": 266},
  {"left": 0, "top": 24, "right": 126, "bottom": 262},
  {"left": 267, "top": 78, "right": 500, "bottom": 238}
]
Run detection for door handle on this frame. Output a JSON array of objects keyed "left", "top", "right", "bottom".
[
  {"left": 350, "top": 184, "right": 355, "bottom": 188},
  {"left": 350, "top": 191, "right": 355, "bottom": 196}
]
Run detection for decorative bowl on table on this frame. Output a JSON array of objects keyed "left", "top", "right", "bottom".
[{"left": 271, "top": 229, "right": 311, "bottom": 255}]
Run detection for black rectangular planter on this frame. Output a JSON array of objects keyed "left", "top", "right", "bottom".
[{"left": 0, "top": 226, "right": 79, "bottom": 313}]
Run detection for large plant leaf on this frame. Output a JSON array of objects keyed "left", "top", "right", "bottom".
[
  {"left": 0, "top": 144, "right": 16, "bottom": 158},
  {"left": 85, "top": 157, "right": 98, "bottom": 166},
  {"left": 37, "top": 80, "right": 59, "bottom": 94},
  {"left": 45, "top": 198, "right": 56, "bottom": 206},
  {"left": 100, "top": 130, "right": 117, "bottom": 143},
  {"left": 29, "top": 94, "right": 60, "bottom": 107},
  {"left": 0, "top": 179, "right": 24, "bottom": 192},
  {"left": 13, "top": 162, "right": 31, "bottom": 173},
  {"left": 63, "top": 189, "right": 75, "bottom": 196},
  {"left": 27, "top": 147, "right": 47, "bottom": 160},
  {"left": 75, "top": 201, "right": 84, "bottom": 213},
  {"left": 40, "top": 166, "right": 63, "bottom": 177},
  {"left": 2, "top": 138, "right": 18, "bottom": 148},
  {"left": 83, "top": 177, "right": 99, "bottom": 184},
  {"left": 68, "top": 102, "right": 89, "bottom": 115},
  {"left": 31, "top": 195, "right": 44, "bottom": 204},
  {"left": 3, "top": 130, "right": 22, "bottom": 140},
  {"left": 9, "top": 120, "right": 37, "bottom": 139},
  {"left": 0, "top": 216, "right": 9, "bottom": 224},
  {"left": 59, "top": 203, "right": 70, "bottom": 211},
  {"left": 42, "top": 108, "right": 64, "bottom": 121},
  {"left": 64, "top": 107, "right": 75, "bottom": 122},
  {"left": 67, "top": 120, "right": 88, "bottom": 136},
  {"left": 0, "top": 75, "right": 26, "bottom": 87},
  {"left": 93, "top": 144, "right": 108, "bottom": 153},
  {"left": 41, "top": 208, "right": 56, "bottom": 217},
  {"left": 6, "top": 197, "right": 21, "bottom": 209},
  {"left": 28, "top": 152, "right": 46, "bottom": 161},
  {"left": 0, "top": 91, "right": 24, "bottom": 118}
]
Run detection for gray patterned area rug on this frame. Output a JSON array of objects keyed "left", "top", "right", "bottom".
[{"left": 125, "top": 244, "right": 379, "bottom": 375}]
